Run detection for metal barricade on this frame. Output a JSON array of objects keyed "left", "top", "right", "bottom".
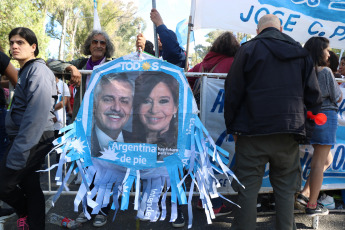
[{"left": 6, "top": 71, "right": 345, "bottom": 197}]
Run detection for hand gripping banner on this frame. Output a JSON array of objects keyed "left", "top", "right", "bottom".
[{"left": 50, "top": 52, "right": 243, "bottom": 228}]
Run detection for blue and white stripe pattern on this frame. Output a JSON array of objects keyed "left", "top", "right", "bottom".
[{"left": 50, "top": 52, "right": 241, "bottom": 228}]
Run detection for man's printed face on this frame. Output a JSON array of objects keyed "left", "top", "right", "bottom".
[{"left": 94, "top": 80, "right": 133, "bottom": 139}]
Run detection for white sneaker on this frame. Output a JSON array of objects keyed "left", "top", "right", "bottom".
[
  {"left": 76, "top": 212, "right": 89, "bottom": 223},
  {"left": 93, "top": 214, "right": 107, "bottom": 227},
  {"left": 318, "top": 194, "right": 335, "bottom": 210}
]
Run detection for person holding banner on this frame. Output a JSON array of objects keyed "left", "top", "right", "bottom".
[
  {"left": 136, "top": 9, "right": 186, "bottom": 69},
  {"left": 0, "top": 27, "right": 56, "bottom": 230},
  {"left": 48, "top": 30, "right": 115, "bottom": 121},
  {"left": 295, "top": 37, "right": 342, "bottom": 216},
  {"left": 224, "top": 14, "right": 322, "bottom": 230}
]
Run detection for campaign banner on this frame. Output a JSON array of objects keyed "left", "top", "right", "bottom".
[
  {"left": 51, "top": 53, "right": 240, "bottom": 226},
  {"left": 191, "top": 0, "right": 345, "bottom": 49},
  {"left": 203, "top": 78, "right": 345, "bottom": 193}
]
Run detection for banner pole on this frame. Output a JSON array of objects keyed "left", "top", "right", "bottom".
[
  {"left": 184, "top": 15, "right": 192, "bottom": 72},
  {"left": 340, "top": 49, "right": 344, "bottom": 64},
  {"left": 152, "top": 0, "right": 159, "bottom": 57}
]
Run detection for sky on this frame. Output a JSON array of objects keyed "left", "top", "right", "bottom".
[
  {"left": 48, "top": 0, "right": 213, "bottom": 58},
  {"left": 134, "top": 0, "right": 212, "bottom": 49}
]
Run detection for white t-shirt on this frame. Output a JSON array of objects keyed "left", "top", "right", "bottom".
[{"left": 54, "top": 80, "right": 70, "bottom": 130}]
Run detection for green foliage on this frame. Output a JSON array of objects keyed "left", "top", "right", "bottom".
[
  {"left": 190, "top": 44, "right": 208, "bottom": 67},
  {"left": 45, "top": 0, "right": 145, "bottom": 60},
  {"left": 0, "top": 0, "right": 49, "bottom": 59},
  {"left": 331, "top": 48, "right": 343, "bottom": 58},
  {"left": 190, "top": 30, "right": 252, "bottom": 67}
]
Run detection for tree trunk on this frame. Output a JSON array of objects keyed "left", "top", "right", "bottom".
[
  {"left": 59, "top": 10, "right": 69, "bottom": 60},
  {"left": 69, "top": 9, "right": 80, "bottom": 59}
]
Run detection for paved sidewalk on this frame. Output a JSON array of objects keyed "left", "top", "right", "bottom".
[
  {"left": 2, "top": 194, "right": 345, "bottom": 229},
  {"left": 2, "top": 165, "right": 345, "bottom": 229}
]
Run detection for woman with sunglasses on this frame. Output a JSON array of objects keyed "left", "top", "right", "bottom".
[{"left": 48, "top": 30, "right": 115, "bottom": 122}]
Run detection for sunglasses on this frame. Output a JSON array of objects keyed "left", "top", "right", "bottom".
[{"left": 92, "top": 39, "right": 106, "bottom": 46}]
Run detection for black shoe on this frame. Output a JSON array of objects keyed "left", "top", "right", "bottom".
[
  {"left": 306, "top": 203, "right": 329, "bottom": 217},
  {"left": 0, "top": 207, "right": 15, "bottom": 217},
  {"left": 268, "top": 194, "right": 275, "bottom": 211},
  {"left": 257, "top": 195, "right": 263, "bottom": 212},
  {"left": 172, "top": 209, "right": 185, "bottom": 228},
  {"left": 214, "top": 204, "right": 232, "bottom": 217},
  {"left": 295, "top": 193, "right": 309, "bottom": 210}
]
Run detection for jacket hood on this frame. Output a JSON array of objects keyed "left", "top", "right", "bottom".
[
  {"left": 201, "top": 51, "right": 230, "bottom": 70},
  {"left": 252, "top": 28, "right": 309, "bottom": 61}
]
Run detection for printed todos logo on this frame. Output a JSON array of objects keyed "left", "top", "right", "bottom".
[{"left": 119, "top": 61, "right": 160, "bottom": 71}]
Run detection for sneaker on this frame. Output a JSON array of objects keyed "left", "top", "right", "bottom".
[
  {"left": 75, "top": 212, "right": 88, "bottom": 223},
  {"left": 172, "top": 209, "right": 185, "bottom": 228},
  {"left": 318, "top": 194, "right": 335, "bottom": 210},
  {"left": 0, "top": 207, "right": 15, "bottom": 217},
  {"left": 306, "top": 203, "right": 329, "bottom": 217},
  {"left": 93, "top": 214, "right": 107, "bottom": 227},
  {"left": 17, "top": 216, "right": 29, "bottom": 230},
  {"left": 295, "top": 193, "right": 309, "bottom": 210},
  {"left": 214, "top": 204, "right": 232, "bottom": 217}
]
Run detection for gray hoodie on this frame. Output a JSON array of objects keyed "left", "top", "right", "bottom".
[{"left": 5, "top": 59, "right": 57, "bottom": 170}]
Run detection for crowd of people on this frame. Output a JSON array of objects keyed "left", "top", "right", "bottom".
[{"left": 0, "top": 9, "right": 345, "bottom": 230}]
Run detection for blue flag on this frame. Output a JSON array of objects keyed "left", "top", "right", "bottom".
[
  {"left": 240, "top": 36, "right": 247, "bottom": 45},
  {"left": 176, "top": 19, "right": 195, "bottom": 48}
]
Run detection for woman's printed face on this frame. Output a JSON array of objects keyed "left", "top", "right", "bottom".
[{"left": 139, "top": 82, "right": 177, "bottom": 134}]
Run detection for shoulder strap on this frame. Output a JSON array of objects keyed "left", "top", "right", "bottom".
[{"left": 200, "top": 62, "right": 220, "bottom": 73}]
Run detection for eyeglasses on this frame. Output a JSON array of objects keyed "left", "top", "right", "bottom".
[{"left": 92, "top": 39, "right": 106, "bottom": 46}]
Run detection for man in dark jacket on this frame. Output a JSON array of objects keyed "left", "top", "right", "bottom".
[{"left": 224, "top": 14, "right": 322, "bottom": 230}]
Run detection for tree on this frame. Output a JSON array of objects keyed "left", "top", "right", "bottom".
[
  {"left": 190, "top": 44, "right": 208, "bottom": 67},
  {"left": 0, "top": 0, "right": 50, "bottom": 60},
  {"left": 189, "top": 30, "right": 252, "bottom": 67},
  {"left": 45, "top": 0, "right": 145, "bottom": 60}
]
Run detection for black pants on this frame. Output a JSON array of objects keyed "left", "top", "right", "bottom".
[
  {"left": 0, "top": 131, "right": 54, "bottom": 230},
  {"left": 231, "top": 134, "right": 300, "bottom": 230}
]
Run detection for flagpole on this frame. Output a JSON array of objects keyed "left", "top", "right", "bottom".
[
  {"left": 340, "top": 49, "right": 344, "bottom": 64},
  {"left": 184, "top": 16, "right": 192, "bottom": 72},
  {"left": 152, "top": 0, "right": 159, "bottom": 57},
  {"left": 184, "top": 0, "right": 196, "bottom": 73}
]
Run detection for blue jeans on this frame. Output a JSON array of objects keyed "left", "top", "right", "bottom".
[{"left": 0, "top": 107, "right": 9, "bottom": 161}]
